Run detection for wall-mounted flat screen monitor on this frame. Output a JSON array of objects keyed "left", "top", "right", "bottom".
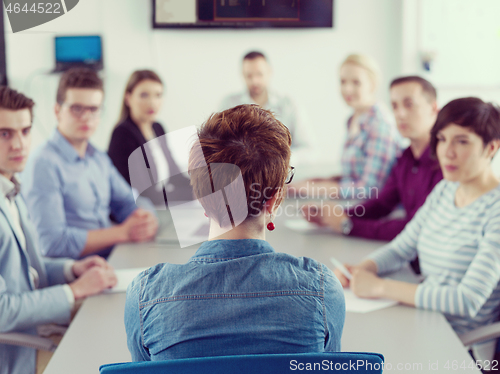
[{"left": 153, "top": 0, "right": 333, "bottom": 29}]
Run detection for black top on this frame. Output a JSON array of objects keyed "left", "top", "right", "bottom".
[{"left": 108, "top": 117, "right": 192, "bottom": 205}]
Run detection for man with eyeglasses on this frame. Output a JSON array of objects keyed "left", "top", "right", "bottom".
[{"left": 23, "top": 68, "right": 158, "bottom": 259}]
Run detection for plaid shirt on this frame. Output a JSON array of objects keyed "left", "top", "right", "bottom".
[{"left": 339, "top": 104, "right": 403, "bottom": 199}]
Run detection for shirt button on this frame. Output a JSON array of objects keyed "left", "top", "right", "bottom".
[{"left": 412, "top": 166, "right": 419, "bottom": 174}]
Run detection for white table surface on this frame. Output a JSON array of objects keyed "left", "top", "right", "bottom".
[{"left": 44, "top": 204, "right": 480, "bottom": 374}]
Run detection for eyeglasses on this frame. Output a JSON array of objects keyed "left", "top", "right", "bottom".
[
  {"left": 285, "top": 166, "right": 295, "bottom": 184},
  {"left": 261, "top": 166, "right": 295, "bottom": 206},
  {"left": 63, "top": 103, "right": 102, "bottom": 119}
]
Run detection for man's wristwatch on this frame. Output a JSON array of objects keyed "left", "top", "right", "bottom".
[{"left": 340, "top": 217, "right": 353, "bottom": 235}]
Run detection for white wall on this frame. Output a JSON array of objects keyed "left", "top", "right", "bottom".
[
  {"left": 401, "top": 0, "right": 500, "bottom": 174},
  {"left": 5, "top": 0, "right": 403, "bottom": 175}
]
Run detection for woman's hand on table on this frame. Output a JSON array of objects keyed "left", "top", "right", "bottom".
[
  {"left": 333, "top": 259, "right": 379, "bottom": 289},
  {"left": 350, "top": 268, "right": 384, "bottom": 298}
]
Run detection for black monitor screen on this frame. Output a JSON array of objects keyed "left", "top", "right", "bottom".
[{"left": 153, "top": 0, "right": 333, "bottom": 28}]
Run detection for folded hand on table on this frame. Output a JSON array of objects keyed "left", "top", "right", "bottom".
[
  {"left": 122, "top": 208, "right": 159, "bottom": 243},
  {"left": 71, "top": 255, "right": 110, "bottom": 278}
]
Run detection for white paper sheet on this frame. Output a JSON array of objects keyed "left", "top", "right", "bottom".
[
  {"left": 344, "top": 289, "right": 398, "bottom": 313},
  {"left": 104, "top": 268, "right": 149, "bottom": 294}
]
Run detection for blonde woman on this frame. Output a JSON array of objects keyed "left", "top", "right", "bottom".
[{"left": 290, "top": 54, "right": 402, "bottom": 199}]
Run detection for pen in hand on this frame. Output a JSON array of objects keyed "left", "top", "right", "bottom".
[{"left": 330, "top": 257, "right": 353, "bottom": 280}]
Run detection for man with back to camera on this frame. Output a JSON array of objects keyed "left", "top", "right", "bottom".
[
  {"left": 22, "top": 68, "right": 159, "bottom": 259},
  {"left": 220, "top": 51, "right": 316, "bottom": 165},
  {"left": 303, "top": 76, "right": 442, "bottom": 272},
  {"left": 0, "top": 86, "right": 117, "bottom": 374}
]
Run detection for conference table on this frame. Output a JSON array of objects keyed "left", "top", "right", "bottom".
[{"left": 43, "top": 202, "right": 481, "bottom": 373}]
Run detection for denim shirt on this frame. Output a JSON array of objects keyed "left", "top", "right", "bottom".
[{"left": 125, "top": 239, "right": 345, "bottom": 361}]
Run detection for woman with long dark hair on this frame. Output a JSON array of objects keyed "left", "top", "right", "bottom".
[{"left": 108, "top": 70, "right": 191, "bottom": 205}]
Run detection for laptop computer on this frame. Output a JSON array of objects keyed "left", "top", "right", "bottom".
[{"left": 53, "top": 35, "right": 103, "bottom": 73}]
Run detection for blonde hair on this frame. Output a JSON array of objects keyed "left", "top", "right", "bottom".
[{"left": 340, "top": 54, "right": 381, "bottom": 88}]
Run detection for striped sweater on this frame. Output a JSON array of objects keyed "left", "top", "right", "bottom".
[{"left": 368, "top": 180, "right": 500, "bottom": 334}]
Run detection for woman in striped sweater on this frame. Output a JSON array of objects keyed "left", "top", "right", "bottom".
[{"left": 336, "top": 97, "right": 500, "bottom": 361}]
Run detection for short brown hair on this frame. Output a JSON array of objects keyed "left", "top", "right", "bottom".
[
  {"left": 243, "top": 51, "right": 266, "bottom": 61},
  {"left": 189, "top": 104, "right": 291, "bottom": 225},
  {"left": 117, "top": 70, "right": 162, "bottom": 125},
  {"left": 0, "top": 86, "right": 35, "bottom": 120},
  {"left": 390, "top": 76, "right": 437, "bottom": 102},
  {"left": 430, "top": 97, "right": 500, "bottom": 158},
  {"left": 56, "top": 68, "right": 103, "bottom": 104}
]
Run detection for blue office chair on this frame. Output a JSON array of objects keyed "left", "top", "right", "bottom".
[{"left": 100, "top": 352, "right": 384, "bottom": 373}]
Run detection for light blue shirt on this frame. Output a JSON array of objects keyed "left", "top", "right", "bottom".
[
  {"left": 125, "top": 239, "right": 345, "bottom": 361},
  {"left": 22, "top": 129, "right": 138, "bottom": 259}
]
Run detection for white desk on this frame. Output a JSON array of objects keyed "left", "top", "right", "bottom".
[{"left": 44, "top": 209, "right": 480, "bottom": 374}]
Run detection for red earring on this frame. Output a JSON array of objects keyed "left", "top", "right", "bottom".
[
  {"left": 204, "top": 212, "right": 208, "bottom": 217},
  {"left": 267, "top": 213, "right": 275, "bottom": 231}
]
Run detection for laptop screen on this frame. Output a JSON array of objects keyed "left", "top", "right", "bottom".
[{"left": 55, "top": 35, "right": 102, "bottom": 63}]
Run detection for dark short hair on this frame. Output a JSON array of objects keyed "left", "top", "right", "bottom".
[
  {"left": 430, "top": 97, "right": 500, "bottom": 158},
  {"left": 390, "top": 76, "right": 437, "bottom": 102},
  {"left": 0, "top": 86, "right": 35, "bottom": 120},
  {"left": 189, "top": 104, "right": 291, "bottom": 224},
  {"left": 243, "top": 51, "right": 266, "bottom": 62},
  {"left": 56, "top": 68, "right": 104, "bottom": 104}
]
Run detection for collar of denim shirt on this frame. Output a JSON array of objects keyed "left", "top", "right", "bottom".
[
  {"left": 51, "top": 128, "right": 96, "bottom": 162},
  {"left": 189, "top": 239, "right": 275, "bottom": 262}
]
